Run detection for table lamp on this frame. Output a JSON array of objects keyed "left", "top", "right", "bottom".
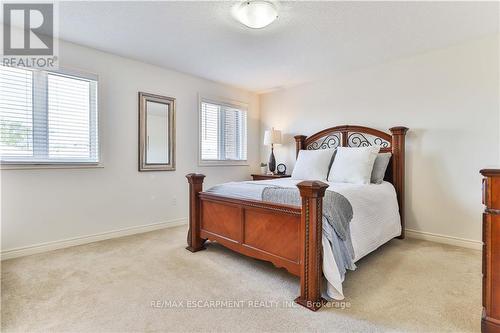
[{"left": 263, "top": 127, "right": 282, "bottom": 174}]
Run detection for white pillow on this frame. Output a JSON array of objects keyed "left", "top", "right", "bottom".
[
  {"left": 291, "top": 149, "right": 335, "bottom": 181},
  {"left": 371, "top": 152, "right": 392, "bottom": 184},
  {"left": 328, "top": 146, "right": 380, "bottom": 184}
]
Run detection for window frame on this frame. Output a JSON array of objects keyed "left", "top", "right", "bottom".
[
  {"left": 0, "top": 66, "right": 101, "bottom": 170},
  {"left": 198, "top": 96, "right": 248, "bottom": 167}
]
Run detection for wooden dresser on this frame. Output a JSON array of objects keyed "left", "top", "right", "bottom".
[{"left": 481, "top": 169, "right": 500, "bottom": 333}]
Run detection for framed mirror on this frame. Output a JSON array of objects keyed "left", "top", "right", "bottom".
[{"left": 138, "top": 92, "right": 175, "bottom": 171}]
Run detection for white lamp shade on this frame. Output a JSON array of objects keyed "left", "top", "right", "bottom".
[{"left": 263, "top": 128, "right": 282, "bottom": 145}]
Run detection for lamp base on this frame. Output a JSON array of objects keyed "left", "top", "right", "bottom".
[{"left": 269, "top": 148, "right": 276, "bottom": 173}]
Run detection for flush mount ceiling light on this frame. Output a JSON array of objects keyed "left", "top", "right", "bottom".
[{"left": 233, "top": 1, "right": 278, "bottom": 29}]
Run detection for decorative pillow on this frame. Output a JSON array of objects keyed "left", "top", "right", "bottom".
[
  {"left": 371, "top": 153, "right": 392, "bottom": 184},
  {"left": 291, "top": 149, "right": 336, "bottom": 181},
  {"left": 328, "top": 146, "right": 380, "bottom": 184}
]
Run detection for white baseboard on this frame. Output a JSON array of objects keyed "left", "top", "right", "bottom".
[
  {"left": 405, "top": 228, "right": 482, "bottom": 250},
  {"left": 1, "top": 218, "right": 187, "bottom": 261},
  {"left": 1, "top": 221, "right": 480, "bottom": 260}
]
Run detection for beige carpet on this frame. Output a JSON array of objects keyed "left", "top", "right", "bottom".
[{"left": 2, "top": 225, "right": 481, "bottom": 332}]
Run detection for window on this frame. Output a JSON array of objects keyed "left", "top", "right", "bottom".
[
  {"left": 200, "top": 99, "right": 247, "bottom": 164},
  {"left": 0, "top": 66, "right": 98, "bottom": 165}
]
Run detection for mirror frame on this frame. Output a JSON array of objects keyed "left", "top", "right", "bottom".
[{"left": 138, "top": 92, "right": 176, "bottom": 171}]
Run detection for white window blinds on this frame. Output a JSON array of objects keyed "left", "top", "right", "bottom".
[
  {"left": 0, "top": 66, "right": 33, "bottom": 158},
  {"left": 0, "top": 66, "right": 98, "bottom": 164},
  {"left": 200, "top": 100, "right": 247, "bottom": 163}
]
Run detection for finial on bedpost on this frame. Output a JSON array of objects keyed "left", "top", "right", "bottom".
[
  {"left": 389, "top": 127, "right": 409, "bottom": 239},
  {"left": 294, "top": 135, "right": 307, "bottom": 158},
  {"left": 186, "top": 173, "right": 206, "bottom": 252},
  {"left": 295, "top": 180, "right": 329, "bottom": 311}
]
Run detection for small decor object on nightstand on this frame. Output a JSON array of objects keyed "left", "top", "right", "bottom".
[
  {"left": 276, "top": 163, "right": 286, "bottom": 175},
  {"left": 263, "top": 127, "right": 282, "bottom": 173},
  {"left": 260, "top": 163, "right": 267, "bottom": 175}
]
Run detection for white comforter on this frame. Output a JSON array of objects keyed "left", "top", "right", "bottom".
[{"left": 206, "top": 178, "right": 401, "bottom": 300}]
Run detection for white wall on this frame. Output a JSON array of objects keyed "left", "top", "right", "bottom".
[
  {"left": 2, "top": 35, "right": 497, "bottom": 253},
  {"left": 260, "top": 35, "right": 499, "bottom": 242},
  {"left": 1, "top": 40, "right": 260, "bottom": 252}
]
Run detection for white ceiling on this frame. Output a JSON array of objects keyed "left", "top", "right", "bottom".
[{"left": 58, "top": 1, "right": 499, "bottom": 93}]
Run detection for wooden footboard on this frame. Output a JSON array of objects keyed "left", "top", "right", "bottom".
[{"left": 186, "top": 173, "right": 328, "bottom": 311}]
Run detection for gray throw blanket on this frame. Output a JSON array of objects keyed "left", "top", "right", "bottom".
[{"left": 262, "top": 187, "right": 356, "bottom": 277}]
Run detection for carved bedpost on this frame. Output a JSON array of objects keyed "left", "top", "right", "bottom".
[
  {"left": 389, "top": 127, "right": 409, "bottom": 239},
  {"left": 295, "top": 180, "right": 329, "bottom": 311},
  {"left": 185, "top": 173, "right": 206, "bottom": 252},
  {"left": 294, "top": 135, "right": 307, "bottom": 157}
]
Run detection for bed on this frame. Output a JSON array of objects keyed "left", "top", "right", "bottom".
[{"left": 186, "top": 125, "right": 408, "bottom": 311}]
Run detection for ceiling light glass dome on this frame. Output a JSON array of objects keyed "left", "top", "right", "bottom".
[{"left": 234, "top": 1, "right": 278, "bottom": 29}]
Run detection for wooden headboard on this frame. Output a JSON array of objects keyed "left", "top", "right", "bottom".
[{"left": 294, "top": 125, "right": 409, "bottom": 238}]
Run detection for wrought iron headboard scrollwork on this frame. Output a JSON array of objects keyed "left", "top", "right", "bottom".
[
  {"left": 347, "top": 132, "right": 390, "bottom": 148},
  {"left": 297, "top": 125, "right": 395, "bottom": 153},
  {"left": 294, "top": 125, "right": 409, "bottom": 238},
  {"left": 306, "top": 134, "right": 341, "bottom": 150}
]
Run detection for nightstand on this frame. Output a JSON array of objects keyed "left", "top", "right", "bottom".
[{"left": 251, "top": 174, "right": 291, "bottom": 181}]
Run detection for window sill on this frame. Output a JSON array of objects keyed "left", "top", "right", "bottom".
[
  {"left": 199, "top": 160, "right": 249, "bottom": 167},
  {"left": 0, "top": 163, "right": 104, "bottom": 170}
]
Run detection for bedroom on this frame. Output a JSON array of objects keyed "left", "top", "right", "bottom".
[{"left": 0, "top": 1, "right": 499, "bottom": 332}]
